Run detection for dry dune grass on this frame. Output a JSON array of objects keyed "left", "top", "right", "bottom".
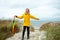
[
  {"left": 30, "top": 25, "right": 35, "bottom": 32},
  {"left": 39, "top": 22, "right": 60, "bottom": 40},
  {"left": 46, "top": 23, "right": 60, "bottom": 40},
  {"left": 0, "top": 20, "right": 22, "bottom": 40},
  {"left": 39, "top": 22, "right": 57, "bottom": 31}
]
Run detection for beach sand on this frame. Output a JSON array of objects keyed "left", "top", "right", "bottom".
[{"left": 6, "top": 30, "right": 46, "bottom": 40}]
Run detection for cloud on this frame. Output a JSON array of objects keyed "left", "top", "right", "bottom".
[
  {"left": 0, "top": 0, "right": 40, "bottom": 8},
  {"left": 0, "top": 0, "right": 60, "bottom": 19},
  {"left": 31, "top": 6, "right": 59, "bottom": 18}
]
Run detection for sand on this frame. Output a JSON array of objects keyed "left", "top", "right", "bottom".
[{"left": 6, "top": 30, "right": 46, "bottom": 40}]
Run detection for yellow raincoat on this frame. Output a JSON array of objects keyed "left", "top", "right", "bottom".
[{"left": 17, "top": 13, "right": 37, "bottom": 27}]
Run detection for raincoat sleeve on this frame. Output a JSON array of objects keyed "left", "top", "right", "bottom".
[
  {"left": 17, "top": 14, "right": 24, "bottom": 19},
  {"left": 30, "top": 14, "right": 37, "bottom": 20}
]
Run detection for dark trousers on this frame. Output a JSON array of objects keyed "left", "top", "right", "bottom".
[{"left": 22, "top": 26, "right": 30, "bottom": 40}]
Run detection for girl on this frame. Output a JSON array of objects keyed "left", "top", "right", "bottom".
[{"left": 14, "top": 8, "right": 39, "bottom": 40}]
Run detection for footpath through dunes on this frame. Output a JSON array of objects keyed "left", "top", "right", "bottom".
[{"left": 6, "top": 30, "right": 46, "bottom": 40}]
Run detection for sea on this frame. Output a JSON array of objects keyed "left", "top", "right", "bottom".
[{"left": 20, "top": 19, "right": 60, "bottom": 29}]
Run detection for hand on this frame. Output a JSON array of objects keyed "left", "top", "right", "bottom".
[
  {"left": 36, "top": 18, "right": 39, "bottom": 20},
  {"left": 14, "top": 15, "right": 17, "bottom": 18}
]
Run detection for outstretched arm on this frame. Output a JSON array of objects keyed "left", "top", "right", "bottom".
[
  {"left": 30, "top": 14, "right": 39, "bottom": 20},
  {"left": 14, "top": 15, "right": 23, "bottom": 19}
]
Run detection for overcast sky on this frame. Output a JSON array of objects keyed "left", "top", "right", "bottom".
[{"left": 0, "top": 0, "right": 60, "bottom": 19}]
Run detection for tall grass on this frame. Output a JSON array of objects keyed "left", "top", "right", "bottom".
[
  {"left": 39, "top": 22, "right": 60, "bottom": 40},
  {"left": 0, "top": 20, "right": 22, "bottom": 40},
  {"left": 46, "top": 24, "right": 60, "bottom": 40},
  {"left": 39, "top": 22, "right": 54, "bottom": 31}
]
